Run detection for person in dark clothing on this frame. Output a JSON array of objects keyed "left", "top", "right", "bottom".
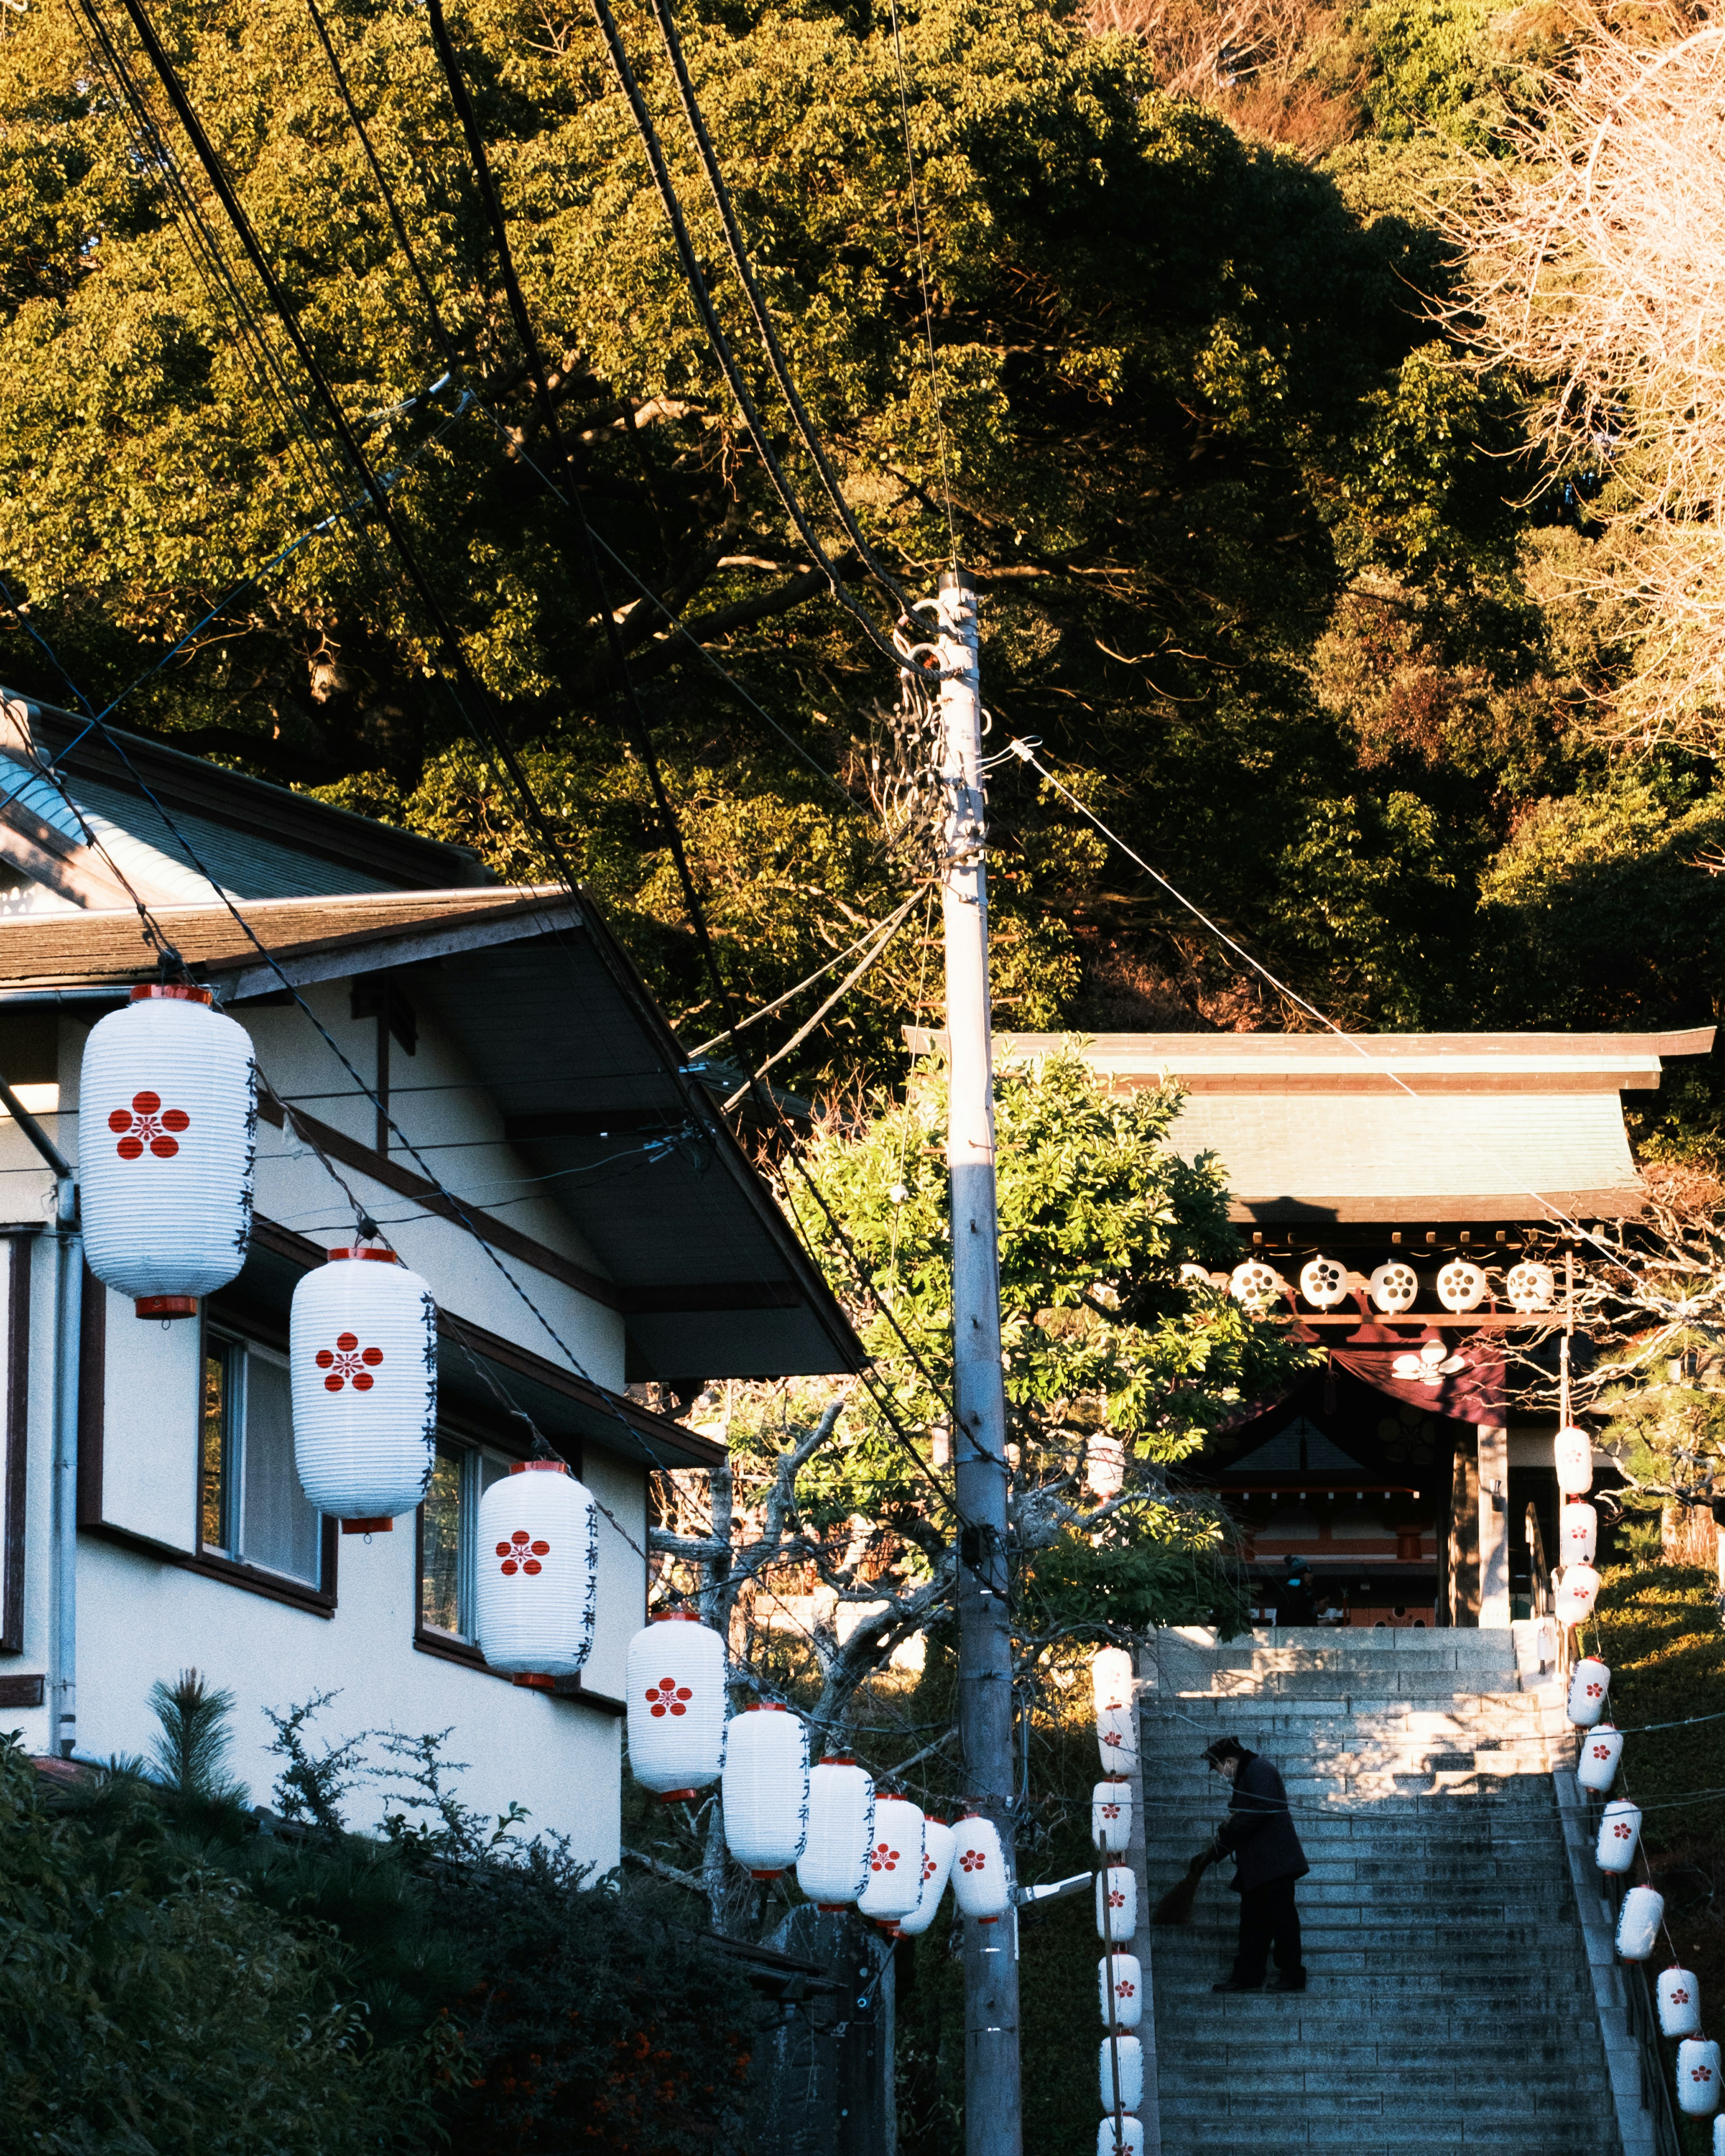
[
  {"left": 1274, "top": 1556, "right": 1317, "bottom": 1628},
  {"left": 1202, "top": 1735, "right": 1309, "bottom": 1993}
]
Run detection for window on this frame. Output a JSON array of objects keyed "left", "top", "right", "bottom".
[
  {"left": 419, "top": 1438, "right": 509, "bottom": 1641},
  {"left": 201, "top": 1331, "right": 324, "bottom": 1586}
]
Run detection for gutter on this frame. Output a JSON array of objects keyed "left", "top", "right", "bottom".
[{"left": 0, "top": 1073, "right": 80, "bottom": 1758}]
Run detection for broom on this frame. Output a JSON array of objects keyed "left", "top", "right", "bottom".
[{"left": 1152, "top": 1845, "right": 1216, "bottom": 1926}]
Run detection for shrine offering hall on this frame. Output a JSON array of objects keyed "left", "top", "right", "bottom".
[{"left": 988, "top": 1027, "right": 1715, "bottom": 1628}]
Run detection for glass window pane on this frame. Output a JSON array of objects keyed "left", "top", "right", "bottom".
[
  {"left": 201, "top": 1346, "right": 230, "bottom": 1554},
  {"left": 421, "top": 1445, "right": 464, "bottom": 1636},
  {"left": 239, "top": 1349, "right": 322, "bottom": 1585}
]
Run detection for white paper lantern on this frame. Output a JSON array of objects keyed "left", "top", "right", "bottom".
[
  {"left": 79, "top": 985, "right": 257, "bottom": 1317},
  {"left": 625, "top": 1613, "right": 726, "bottom": 1800},
  {"left": 1096, "top": 1865, "right": 1137, "bottom": 1942},
  {"left": 1714, "top": 2112, "right": 1725, "bottom": 2156},
  {"left": 1097, "top": 2120, "right": 1144, "bottom": 2156},
  {"left": 721, "top": 1705, "right": 809, "bottom": 1877},
  {"left": 1617, "top": 1884, "right": 1665, "bottom": 1961},
  {"left": 1098, "top": 1952, "right": 1143, "bottom": 2030},
  {"left": 1504, "top": 1260, "right": 1555, "bottom": 1313},
  {"left": 951, "top": 1814, "right": 1011, "bottom": 1922},
  {"left": 291, "top": 1249, "right": 437, "bottom": 1522},
  {"left": 1229, "top": 1260, "right": 1283, "bottom": 1310},
  {"left": 1597, "top": 1798, "right": 1643, "bottom": 1874},
  {"left": 1678, "top": 2039, "right": 1722, "bottom": 2117},
  {"left": 796, "top": 1755, "right": 875, "bottom": 1909},
  {"left": 1094, "top": 1647, "right": 1138, "bottom": 1773},
  {"left": 1087, "top": 1436, "right": 1125, "bottom": 1501},
  {"left": 896, "top": 1817, "right": 956, "bottom": 1938},
  {"left": 1435, "top": 1259, "right": 1487, "bottom": 1313},
  {"left": 1555, "top": 1425, "right": 1593, "bottom": 1495},
  {"left": 1577, "top": 1723, "right": 1624, "bottom": 1794},
  {"left": 1556, "top": 1564, "right": 1601, "bottom": 1626},
  {"left": 473, "top": 1462, "right": 597, "bottom": 1679},
  {"left": 1368, "top": 1261, "right": 1418, "bottom": 1315},
  {"left": 1092, "top": 1777, "right": 1132, "bottom": 1855},
  {"left": 1098, "top": 2034, "right": 1144, "bottom": 2113},
  {"left": 1568, "top": 1657, "right": 1611, "bottom": 1726},
  {"left": 1561, "top": 1502, "right": 1598, "bottom": 1566},
  {"left": 1298, "top": 1255, "right": 1349, "bottom": 1309},
  {"left": 1661, "top": 1967, "right": 1703, "bottom": 2038},
  {"left": 858, "top": 1794, "right": 926, "bottom": 1926}
]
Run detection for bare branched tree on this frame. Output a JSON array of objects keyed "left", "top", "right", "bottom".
[{"left": 1444, "top": 9, "right": 1725, "bottom": 742}]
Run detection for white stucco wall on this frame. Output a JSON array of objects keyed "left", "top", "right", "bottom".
[
  {"left": 77, "top": 1531, "right": 626, "bottom": 1858},
  {"left": 0, "top": 1002, "right": 657, "bottom": 1861}
]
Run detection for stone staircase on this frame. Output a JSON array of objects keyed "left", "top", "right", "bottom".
[{"left": 1137, "top": 1627, "right": 1619, "bottom": 2155}]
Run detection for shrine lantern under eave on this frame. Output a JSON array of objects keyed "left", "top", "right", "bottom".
[
  {"left": 1092, "top": 1778, "right": 1132, "bottom": 1855},
  {"left": 796, "top": 1755, "right": 875, "bottom": 1910},
  {"left": 1568, "top": 1657, "right": 1611, "bottom": 1727},
  {"left": 626, "top": 1613, "right": 726, "bottom": 1800},
  {"left": 1660, "top": 1968, "right": 1703, "bottom": 2039},
  {"left": 1678, "top": 2039, "right": 1723, "bottom": 2117},
  {"left": 721, "top": 1705, "right": 809, "bottom": 1878},
  {"left": 857, "top": 1794, "right": 926, "bottom": 1927},
  {"left": 896, "top": 1817, "right": 956, "bottom": 1938},
  {"left": 474, "top": 1462, "right": 598, "bottom": 1679},
  {"left": 1098, "top": 2034, "right": 1144, "bottom": 2113},
  {"left": 1578, "top": 1723, "right": 1624, "bottom": 1794},
  {"left": 950, "top": 1814, "right": 1011, "bottom": 1922},
  {"left": 79, "top": 985, "right": 257, "bottom": 1317},
  {"left": 291, "top": 1248, "right": 438, "bottom": 1524}
]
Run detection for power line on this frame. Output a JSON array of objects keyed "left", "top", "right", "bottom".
[
  {"left": 581, "top": 0, "right": 937, "bottom": 684},
  {"left": 639, "top": 0, "right": 917, "bottom": 614}
]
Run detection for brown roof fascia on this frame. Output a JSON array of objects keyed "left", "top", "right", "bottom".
[
  {"left": 1, "top": 693, "right": 491, "bottom": 891},
  {"left": 0, "top": 888, "right": 575, "bottom": 991},
  {"left": 1225, "top": 1187, "right": 1647, "bottom": 1226},
  {"left": 248, "top": 1215, "right": 720, "bottom": 1469},
  {"left": 256, "top": 1096, "right": 808, "bottom": 1319}
]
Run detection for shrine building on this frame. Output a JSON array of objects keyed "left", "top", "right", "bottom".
[{"left": 971, "top": 1028, "right": 1713, "bottom": 1629}]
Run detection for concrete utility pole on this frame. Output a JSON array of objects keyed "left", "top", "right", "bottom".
[{"left": 935, "top": 568, "right": 1023, "bottom": 2156}]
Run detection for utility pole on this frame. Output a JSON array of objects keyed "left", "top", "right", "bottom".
[{"left": 936, "top": 567, "right": 1022, "bottom": 2156}]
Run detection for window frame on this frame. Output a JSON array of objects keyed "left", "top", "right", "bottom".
[{"left": 193, "top": 1305, "right": 337, "bottom": 1617}]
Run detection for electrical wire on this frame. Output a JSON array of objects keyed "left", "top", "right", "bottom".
[
  {"left": 1006, "top": 736, "right": 1648, "bottom": 1275},
  {"left": 581, "top": 0, "right": 937, "bottom": 683},
  {"left": 883, "top": 0, "right": 957, "bottom": 562},
  {"left": 639, "top": 0, "right": 916, "bottom": 614}
]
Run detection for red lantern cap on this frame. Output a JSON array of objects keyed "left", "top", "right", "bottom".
[
  {"left": 821, "top": 1753, "right": 858, "bottom": 1766},
  {"left": 136, "top": 1295, "right": 199, "bottom": 1320},
  {"left": 658, "top": 1610, "right": 703, "bottom": 1622},
  {"left": 326, "top": 1246, "right": 400, "bottom": 1263},
  {"left": 747, "top": 1702, "right": 788, "bottom": 1712},
  {"left": 129, "top": 983, "right": 212, "bottom": 1006},
  {"left": 509, "top": 1461, "right": 567, "bottom": 1474}
]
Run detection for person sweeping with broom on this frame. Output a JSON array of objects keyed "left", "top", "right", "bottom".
[{"left": 1154, "top": 1735, "right": 1309, "bottom": 1993}]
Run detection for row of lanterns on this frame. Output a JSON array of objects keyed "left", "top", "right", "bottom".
[
  {"left": 1569, "top": 1655, "right": 1721, "bottom": 2120},
  {"left": 1553, "top": 1426, "right": 1601, "bottom": 1628},
  {"left": 1092, "top": 1649, "right": 1145, "bottom": 2156},
  {"left": 1213, "top": 1253, "right": 1557, "bottom": 1317},
  {"left": 622, "top": 1614, "right": 1009, "bottom": 1927},
  {"left": 77, "top": 990, "right": 615, "bottom": 1683}
]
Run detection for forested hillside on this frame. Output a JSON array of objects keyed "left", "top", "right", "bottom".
[{"left": 3, "top": 0, "right": 1719, "bottom": 1147}]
